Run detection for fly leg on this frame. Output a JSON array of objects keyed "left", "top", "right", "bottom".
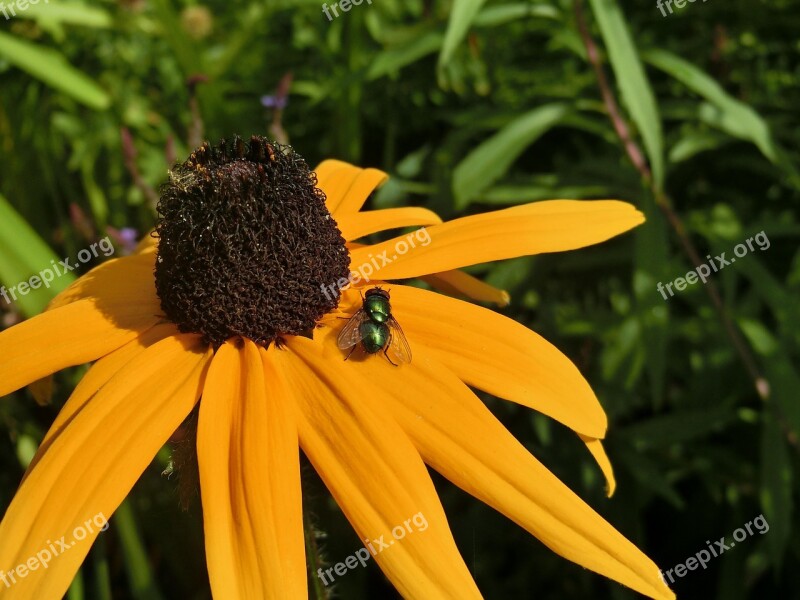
[{"left": 383, "top": 333, "right": 399, "bottom": 367}]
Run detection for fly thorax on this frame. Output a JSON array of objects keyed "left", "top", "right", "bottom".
[{"left": 365, "top": 297, "right": 390, "bottom": 323}]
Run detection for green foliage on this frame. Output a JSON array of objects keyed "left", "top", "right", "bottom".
[
  {"left": 0, "top": 194, "right": 75, "bottom": 315},
  {"left": 1, "top": 0, "right": 799, "bottom": 598}
]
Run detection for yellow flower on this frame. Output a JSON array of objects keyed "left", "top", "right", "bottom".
[{"left": 0, "top": 138, "right": 674, "bottom": 600}]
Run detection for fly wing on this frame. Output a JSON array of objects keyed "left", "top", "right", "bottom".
[
  {"left": 337, "top": 310, "right": 369, "bottom": 349},
  {"left": 386, "top": 316, "right": 412, "bottom": 364}
]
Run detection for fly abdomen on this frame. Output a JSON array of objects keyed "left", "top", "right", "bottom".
[{"left": 359, "top": 321, "right": 389, "bottom": 354}]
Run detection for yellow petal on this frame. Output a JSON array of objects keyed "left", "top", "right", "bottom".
[
  {"left": 581, "top": 435, "right": 617, "bottom": 497},
  {"left": 0, "top": 298, "right": 162, "bottom": 398},
  {"left": 21, "top": 251, "right": 161, "bottom": 404},
  {"left": 311, "top": 328, "right": 672, "bottom": 600},
  {"left": 0, "top": 334, "right": 211, "bottom": 600},
  {"left": 348, "top": 200, "right": 644, "bottom": 280},
  {"left": 135, "top": 231, "right": 158, "bottom": 253},
  {"left": 273, "top": 340, "right": 483, "bottom": 600},
  {"left": 48, "top": 249, "right": 158, "bottom": 310},
  {"left": 27, "top": 323, "right": 181, "bottom": 476},
  {"left": 313, "top": 161, "right": 388, "bottom": 216},
  {"left": 313, "top": 159, "right": 352, "bottom": 189},
  {"left": 421, "top": 270, "right": 510, "bottom": 307},
  {"left": 372, "top": 284, "right": 607, "bottom": 438},
  {"left": 336, "top": 207, "right": 442, "bottom": 242},
  {"left": 197, "top": 341, "right": 306, "bottom": 599}
]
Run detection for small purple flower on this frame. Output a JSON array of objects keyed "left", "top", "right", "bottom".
[
  {"left": 261, "top": 94, "right": 289, "bottom": 110},
  {"left": 119, "top": 227, "right": 139, "bottom": 247},
  {"left": 106, "top": 226, "right": 141, "bottom": 255}
]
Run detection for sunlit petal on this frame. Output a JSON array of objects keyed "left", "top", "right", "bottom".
[
  {"left": 314, "top": 161, "right": 388, "bottom": 215},
  {"left": 198, "top": 341, "right": 306, "bottom": 599},
  {"left": 48, "top": 249, "right": 158, "bottom": 310},
  {"left": 336, "top": 207, "right": 441, "bottom": 241},
  {"left": 361, "top": 284, "right": 607, "bottom": 439},
  {"left": 27, "top": 323, "right": 181, "bottom": 477},
  {"left": 348, "top": 200, "right": 644, "bottom": 279},
  {"left": 0, "top": 334, "right": 211, "bottom": 600},
  {"left": 273, "top": 340, "right": 483, "bottom": 600},
  {"left": 0, "top": 298, "right": 162, "bottom": 398},
  {"left": 309, "top": 326, "right": 672, "bottom": 600},
  {"left": 421, "top": 270, "right": 510, "bottom": 307}
]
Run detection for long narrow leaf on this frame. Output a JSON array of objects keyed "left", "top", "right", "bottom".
[
  {"left": 452, "top": 103, "right": 569, "bottom": 208},
  {"left": 438, "top": 0, "right": 488, "bottom": 67},
  {"left": 18, "top": 2, "right": 112, "bottom": 28},
  {"left": 643, "top": 48, "right": 800, "bottom": 185},
  {"left": 0, "top": 194, "right": 75, "bottom": 316},
  {"left": 0, "top": 32, "right": 110, "bottom": 109},
  {"left": 587, "top": 0, "right": 664, "bottom": 187}
]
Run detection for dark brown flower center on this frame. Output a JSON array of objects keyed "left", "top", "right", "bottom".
[{"left": 154, "top": 136, "right": 350, "bottom": 347}]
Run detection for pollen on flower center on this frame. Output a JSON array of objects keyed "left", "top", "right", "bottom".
[{"left": 154, "top": 135, "right": 350, "bottom": 347}]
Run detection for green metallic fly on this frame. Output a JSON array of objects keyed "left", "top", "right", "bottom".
[{"left": 337, "top": 287, "right": 412, "bottom": 366}]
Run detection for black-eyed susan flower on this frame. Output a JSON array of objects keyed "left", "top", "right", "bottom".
[{"left": 0, "top": 136, "right": 674, "bottom": 600}]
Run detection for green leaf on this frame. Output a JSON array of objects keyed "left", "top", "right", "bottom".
[
  {"left": 452, "top": 103, "right": 569, "bottom": 208},
  {"left": 587, "top": 0, "right": 664, "bottom": 188},
  {"left": 0, "top": 31, "right": 110, "bottom": 110},
  {"left": 81, "top": 158, "right": 109, "bottom": 229},
  {"left": 434, "top": 0, "right": 559, "bottom": 80},
  {"left": 115, "top": 502, "right": 165, "bottom": 600},
  {"left": 472, "top": 3, "right": 559, "bottom": 27},
  {"left": 634, "top": 191, "right": 670, "bottom": 406},
  {"left": 438, "top": 0, "right": 488, "bottom": 67},
  {"left": 760, "top": 407, "right": 793, "bottom": 567},
  {"left": 668, "top": 130, "right": 732, "bottom": 163},
  {"left": 148, "top": 0, "right": 203, "bottom": 77},
  {"left": 479, "top": 183, "right": 612, "bottom": 204},
  {"left": 643, "top": 48, "right": 800, "bottom": 185},
  {"left": 368, "top": 30, "right": 443, "bottom": 80},
  {"left": 0, "top": 194, "right": 75, "bottom": 317},
  {"left": 67, "top": 570, "right": 85, "bottom": 600},
  {"left": 740, "top": 319, "right": 800, "bottom": 442},
  {"left": 18, "top": 2, "right": 113, "bottom": 27},
  {"left": 737, "top": 256, "right": 800, "bottom": 338},
  {"left": 615, "top": 447, "right": 684, "bottom": 509},
  {"left": 621, "top": 406, "right": 735, "bottom": 449}
]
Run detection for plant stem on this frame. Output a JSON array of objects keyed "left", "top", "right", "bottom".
[{"left": 574, "top": 0, "right": 770, "bottom": 404}]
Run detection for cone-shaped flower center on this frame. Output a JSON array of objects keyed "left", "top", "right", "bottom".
[{"left": 154, "top": 136, "right": 350, "bottom": 347}]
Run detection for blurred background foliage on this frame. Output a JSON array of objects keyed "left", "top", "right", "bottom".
[{"left": 1, "top": 0, "right": 799, "bottom": 598}]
